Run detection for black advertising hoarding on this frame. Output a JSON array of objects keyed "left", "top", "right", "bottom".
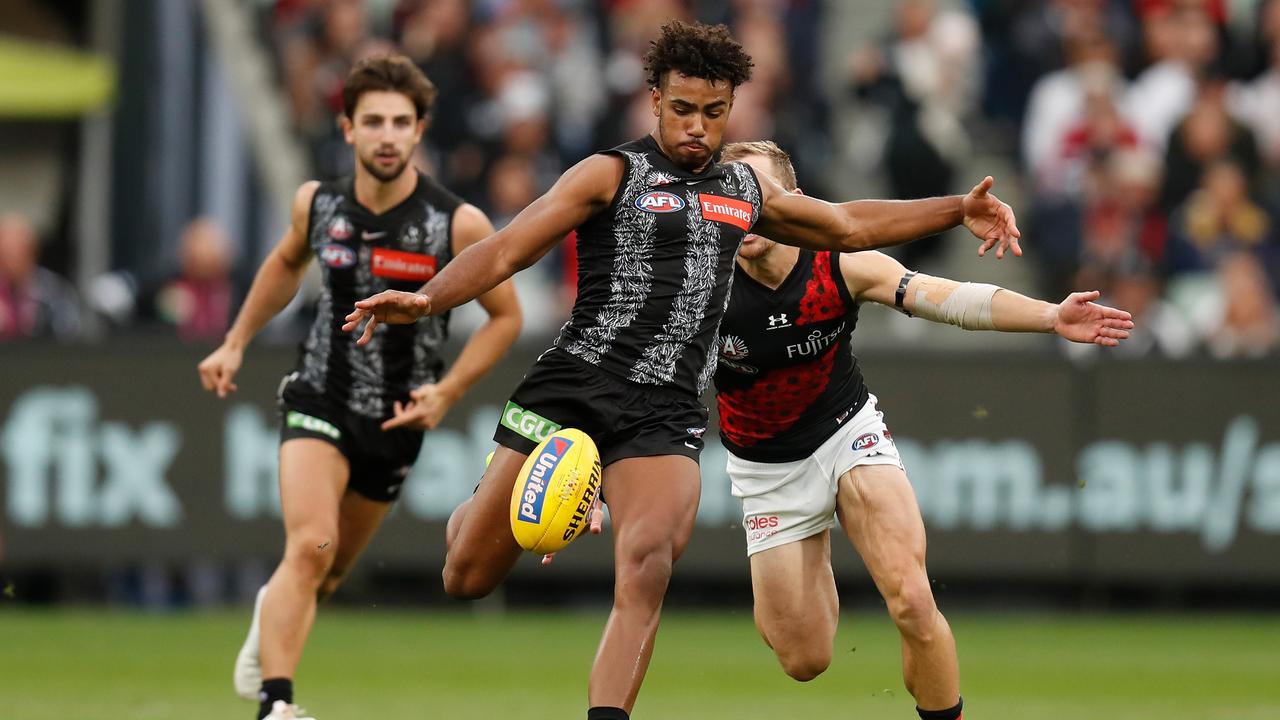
[{"left": 1, "top": 341, "right": 1277, "bottom": 583}]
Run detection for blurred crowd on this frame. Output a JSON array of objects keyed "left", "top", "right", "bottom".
[{"left": 3, "top": 0, "right": 1277, "bottom": 358}]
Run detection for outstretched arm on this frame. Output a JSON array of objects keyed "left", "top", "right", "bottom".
[
  {"left": 343, "top": 155, "right": 621, "bottom": 344},
  {"left": 751, "top": 171, "right": 1022, "bottom": 258},
  {"left": 382, "top": 205, "right": 523, "bottom": 430},
  {"left": 840, "top": 251, "right": 1134, "bottom": 345}
]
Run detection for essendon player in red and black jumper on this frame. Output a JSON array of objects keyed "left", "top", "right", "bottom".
[
  {"left": 344, "top": 23, "right": 1027, "bottom": 720},
  {"left": 713, "top": 141, "right": 1133, "bottom": 720},
  {"left": 716, "top": 247, "right": 869, "bottom": 463},
  {"left": 198, "top": 57, "right": 520, "bottom": 720}
]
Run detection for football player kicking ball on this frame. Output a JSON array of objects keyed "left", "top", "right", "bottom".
[
  {"left": 714, "top": 141, "right": 1134, "bottom": 719},
  {"left": 197, "top": 56, "right": 520, "bottom": 720},
  {"left": 343, "top": 22, "right": 1021, "bottom": 720}
]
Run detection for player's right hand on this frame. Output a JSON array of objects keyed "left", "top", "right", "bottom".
[
  {"left": 197, "top": 344, "right": 244, "bottom": 398},
  {"left": 342, "top": 290, "right": 432, "bottom": 346},
  {"left": 540, "top": 495, "right": 606, "bottom": 566}
]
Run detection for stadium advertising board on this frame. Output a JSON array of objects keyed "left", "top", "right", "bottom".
[{"left": 2, "top": 342, "right": 1278, "bottom": 584}]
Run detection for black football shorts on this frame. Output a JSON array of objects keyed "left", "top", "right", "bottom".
[
  {"left": 278, "top": 374, "right": 424, "bottom": 502},
  {"left": 493, "top": 348, "right": 709, "bottom": 466}
]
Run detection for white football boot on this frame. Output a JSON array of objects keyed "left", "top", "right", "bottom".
[
  {"left": 233, "top": 584, "right": 268, "bottom": 700},
  {"left": 264, "top": 700, "right": 316, "bottom": 720}
]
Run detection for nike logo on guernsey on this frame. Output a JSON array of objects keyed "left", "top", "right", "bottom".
[{"left": 361, "top": 230, "right": 387, "bottom": 241}]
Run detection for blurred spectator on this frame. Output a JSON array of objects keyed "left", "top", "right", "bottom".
[
  {"left": 1160, "top": 76, "right": 1261, "bottom": 212},
  {"left": 851, "top": 0, "right": 982, "bottom": 269},
  {"left": 485, "top": 153, "right": 539, "bottom": 229},
  {"left": 1124, "top": 5, "right": 1219, "bottom": 150},
  {"left": 1228, "top": 36, "right": 1280, "bottom": 176},
  {"left": 0, "top": 213, "right": 80, "bottom": 341},
  {"left": 1203, "top": 250, "right": 1280, "bottom": 357},
  {"left": 1022, "top": 29, "right": 1122, "bottom": 194},
  {"left": 155, "top": 218, "right": 235, "bottom": 343},
  {"left": 1167, "top": 159, "right": 1273, "bottom": 274}
]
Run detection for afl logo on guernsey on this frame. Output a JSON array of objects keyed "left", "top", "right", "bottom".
[
  {"left": 635, "top": 190, "right": 685, "bottom": 213},
  {"left": 327, "top": 216, "right": 353, "bottom": 240},
  {"left": 319, "top": 243, "right": 356, "bottom": 269}
]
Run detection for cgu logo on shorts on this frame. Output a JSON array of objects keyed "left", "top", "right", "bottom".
[
  {"left": 501, "top": 401, "right": 562, "bottom": 444},
  {"left": 853, "top": 433, "right": 880, "bottom": 451},
  {"left": 516, "top": 435, "right": 574, "bottom": 525},
  {"left": 635, "top": 190, "right": 686, "bottom": 213},
  {"left": 319, "top": 243, "right": 356, "bottom": 269}
]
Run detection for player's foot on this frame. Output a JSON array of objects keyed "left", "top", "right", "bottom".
[
  {"left": 233, "top": 584, "right": 267, "bottom": 700},
  {"left": 264, "top": 700, "right": 316, "bottom": 720}
]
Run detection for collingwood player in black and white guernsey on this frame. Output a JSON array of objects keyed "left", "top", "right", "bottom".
[
  {"left": 344, "top": 22, "right": 1021, "bottom": 720},
  {"left": 198, "top": 56, "right": 520, "bottom": 720},
  {"left": 715, "top": 142, "right": 1134, "bottom": 720}
]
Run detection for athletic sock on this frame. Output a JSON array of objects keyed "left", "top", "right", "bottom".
[
  {"left": 917, "top": 696, "right": 963, "bottom": 720},
  {"left": 587, "top": 707, "right": 629, "bottom": 720},
  {"left": 258, "top": 677, "right": 293, "bottom": 719}
]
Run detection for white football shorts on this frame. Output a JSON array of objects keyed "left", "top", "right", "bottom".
[{"left": 727, "top": 394, "right": 903, "bottom": 556}]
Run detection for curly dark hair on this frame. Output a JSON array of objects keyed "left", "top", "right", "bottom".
[
  {"left": 342, "top": 55, "right": 438, "bottom": 119},
  {"left": 643, "top": 20, "right": 754, "bottom": 90}
]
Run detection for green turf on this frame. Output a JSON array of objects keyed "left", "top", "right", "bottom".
[{"left": 0, "top": 608, "right": 1276, "bottom": 719}]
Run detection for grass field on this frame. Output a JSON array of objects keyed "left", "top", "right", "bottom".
[{"left": 1, "top": 608, "right": 1277, "bottom": 719}]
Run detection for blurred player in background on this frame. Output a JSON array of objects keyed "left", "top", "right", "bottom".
[
  {"left": 197, "top": 56, "right": 521, "bottom": 720},
  {"left": 343, "top": 21, "right": 1020, "bottom": 720},
  {"left": 715, "top": 140, "right": 1134, "bottom": 720}
]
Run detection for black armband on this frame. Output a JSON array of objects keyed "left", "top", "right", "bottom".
[{"left": 895, "top": 271, "right": 917, "bottom": 316}]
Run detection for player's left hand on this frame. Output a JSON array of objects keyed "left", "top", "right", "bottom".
[
  {"left": 1054, "top": 290, "right": 1135, "bottom": 346},
  {"left": 962, "top": 176, "right": 1022, "bottom": 259},
  {"left": 541, "top": 494, "right": 606, "bottom": 566},
  {"left": 342, "top": 290, "right": 433, "bottom": 346},
  {"left": 381, "top": 383, "right": 460, "bottom": 431}
]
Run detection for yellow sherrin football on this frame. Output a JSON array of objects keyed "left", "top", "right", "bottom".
[{"left": 509, "top": 428, "right": 602, "bottom": 555}]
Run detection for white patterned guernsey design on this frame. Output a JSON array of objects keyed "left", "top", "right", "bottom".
[
  {"left": 629, "top": 189, "right": 722, "bottom": 385},
  {"left": 299, "top": 191, "right": 344, "bottom": 392},
  {"left": 562, "top": 150, "right": 658, "bottom": 365}
]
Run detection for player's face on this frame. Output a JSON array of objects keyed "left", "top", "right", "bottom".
[
  {"left": 342, "top": 90, "right": 425, "bottom": 183},
  {"left": 651, "top": 72, "right": 734, "bottom": 172},
  {"left": 736, "top": 154, "right": 784, "bottom": 261}
]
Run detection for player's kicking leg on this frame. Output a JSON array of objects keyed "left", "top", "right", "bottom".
[
  {"left": 837, "top": 464, "right": 962, "bottom": 719},
  {"left": 441, "top": 445, "right": 528, "bottom": 597},
  {"left": 588, "top": 454, "right": 701, "bottom": 715},
  {"left": 749, "top": 531, "right": 840, "bottom": 681}
]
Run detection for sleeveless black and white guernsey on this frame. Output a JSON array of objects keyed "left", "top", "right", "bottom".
[
  {"left": 297, "top": 171, "right": 461, "bottom": 418},
  {"left": 554, "top": 135, "right": 763, "bottom": 396},
  {"left": 714, "top": 250, "right": 870, "bottom": 463}
]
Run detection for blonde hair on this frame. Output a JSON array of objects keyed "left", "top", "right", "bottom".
[{"left": 721, "top": 140, "right": 797, "bottom": 191}]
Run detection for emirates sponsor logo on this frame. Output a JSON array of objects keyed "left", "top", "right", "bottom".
[
  {"left": 371, "top": 247, "right": 437, "bottom": 281},
  {"left": 698, "top": 193, "right": 753, "bottom": 231}
]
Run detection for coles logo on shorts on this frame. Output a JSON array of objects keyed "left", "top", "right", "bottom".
[
  {"left": 698, "top": 194, "right": 754, "bottom": 231},
  {"left": 319, "top": 243, "right": 356, "bottom": 269},
  {"left": 744, "top": 515, "right": 779, "bottom": 531},
  {"left": 853, "top": 433, "right": 880, "bottom": 451},
  {"left": 371, "top": 247, "right": 437, "bottom": 281},
  {"left": 635, "top": 190, "right": 685, "bottom": 213}
]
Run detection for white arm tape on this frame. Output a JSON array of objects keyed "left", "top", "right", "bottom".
[{"left": 912, "top": 280, "right": 998, "bottom": 330}]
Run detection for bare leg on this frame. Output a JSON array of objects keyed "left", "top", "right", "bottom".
[
  {"left": 836, "top": 464, "right": 960, "bottom": 711},
  {"left": 588, "top": 455, "right": 700, "bottom": 711},
  {"left": 259, "top": 439, "right": 348, "bottom": 680},
  {"left": 441, "top": 445, "right": 527, "bottom": 599},
  {"left": 749, "top": 531, "right": 839, "bottom": 681},
  {"left": 317, "top": 490, "right": 393, "bottom": 600}
]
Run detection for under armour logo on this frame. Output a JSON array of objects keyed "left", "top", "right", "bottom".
[{"left": 766, "top": 313, "right": 791, "bottom": 330}]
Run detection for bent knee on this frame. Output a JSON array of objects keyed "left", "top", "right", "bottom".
[
  {"left": 777, "top": 646, "right": 831, "bottom": 682},
  {"left": 614, "top": 547, "right": 674, "bottom": 601},
  {"left": 442, "top": 561, "right": 499, "bottom": 600},
  {"left": 283, "top": 532, "right": 339, "bottom": 580},
  {"left": 887, "top": 577, "right": 939, "bottom": 640}
]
